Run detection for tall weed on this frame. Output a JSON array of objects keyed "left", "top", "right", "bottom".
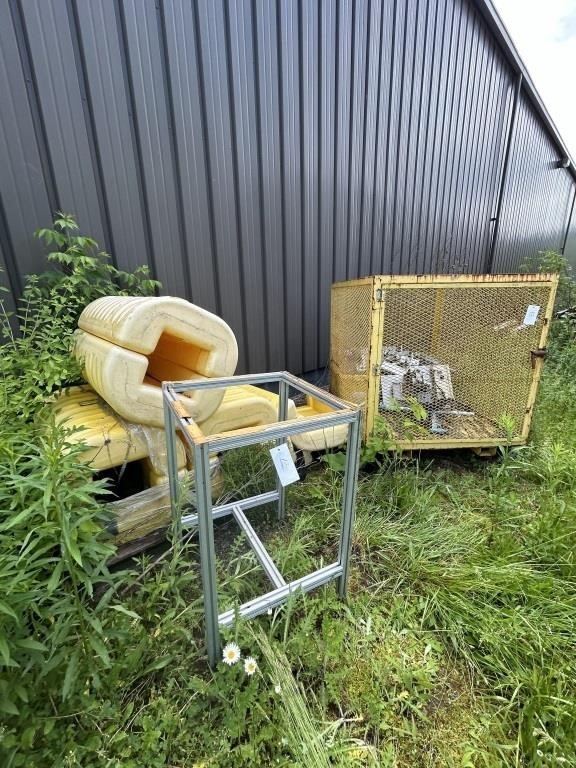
[{"left": 0, "top": 212, "right": 158, "bottom": 421}]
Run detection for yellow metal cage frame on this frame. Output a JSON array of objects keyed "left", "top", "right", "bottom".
[{"left": 330, "top": 273, "right": 558, "bottom": 450}]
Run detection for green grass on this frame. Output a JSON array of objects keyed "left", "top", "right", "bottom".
[{"left": 3, "top": 319, "right": 576, "bottom": 767}]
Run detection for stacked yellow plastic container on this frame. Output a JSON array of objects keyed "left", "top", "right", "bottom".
[{"left": 50, "top": 295, "right": 348, "bottom": 544}]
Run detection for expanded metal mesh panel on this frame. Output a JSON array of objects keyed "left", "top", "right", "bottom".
[
  {"left": 380, "top": 284, "right": 550, "bottom": 442},
  {"left": 330, "top": 281, "right": 373, "bottom": 412}
]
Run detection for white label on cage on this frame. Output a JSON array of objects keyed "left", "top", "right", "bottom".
[
  {"left": 269, "top": 444, "right": 300, "bottom": 487},
  {"left": 523, "top": 305, "right": 540, "bottom": 326}
]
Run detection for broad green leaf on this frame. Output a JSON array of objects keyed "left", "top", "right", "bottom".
[
  {"left": 21, "top": 725, "right": 36, "bottom": 749},
  {"left": 65, "top": 536, "right": 83, "bottom": 567},
  {"left": 62, "top": 650, "right": 79, "bottom": 700},
  {"left": 0, "top": 601, "right": 19, "bottom": 622},
  {"left": 47, "top": 560, "right": 64, "bottom": 593},
  {"left": 88, "top": 634, "right": 110, "bottom": 666},
  {"left": 140, "top": 655, "right": 172, "bottom": 675},
  {"left": 0, "top": 697, "right": 19, "bottom": 715},
  {"left": 15, "top": 637, "right": 47, "bottom": 652},
  {"left": 0, "top": 635, "right": 12, "bottom": 666},
  {"left": 110, "top": 605, "right": 141, "bottom": 620}
]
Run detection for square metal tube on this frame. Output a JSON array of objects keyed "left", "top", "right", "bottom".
[
  {"left": 217, "top": 562, "right": 344, "bottom": 626},
  {"left": 163, "top": 373, "right": 361, "bottom": 667},
  {"left": 231, "top": 505, "right": 286, "bottom": 589}
]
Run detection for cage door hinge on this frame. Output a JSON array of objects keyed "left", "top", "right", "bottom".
[
  {"left": 375, "top": 288, "right": 384, "bottom": 302},
  {"left": 530, "top": 348, "right": 547, "bottom": 369}
]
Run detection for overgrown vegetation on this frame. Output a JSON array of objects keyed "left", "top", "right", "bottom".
[
  {"left": 1, "top": 232, "right": 575, "bottom": 766},
  {"left": 0, "top": 212, "right": 158, "bottom": 421}
]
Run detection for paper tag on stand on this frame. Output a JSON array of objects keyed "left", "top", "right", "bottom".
[
  {"left": 269, "top": 444, "right": 300, "bottom": 487},
  {"left": 523, "top": 305, "right": 540, "bottom": 326}
]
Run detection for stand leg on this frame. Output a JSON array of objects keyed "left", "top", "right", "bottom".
[
  {"left": 276, "top": 379, "right": 289, "bottom": 521},
  {"left": 163, "top": 398, "right": 181, "bottom": 541},
  {"left": 337, "top": 413, "right": 362, "bottom": 597},
  {"left": 195, "top": 442, "right": 220, "bottom": 666}
]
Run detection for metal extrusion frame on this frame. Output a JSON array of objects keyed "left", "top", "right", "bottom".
[{"left": 162, "top": 372, "right": 362, "bottom": 666}]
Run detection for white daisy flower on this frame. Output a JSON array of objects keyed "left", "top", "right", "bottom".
[
  {"left": 243, "top": 657, "right": 258, "bottom": 675},
  {"left": 222, "top": 642, "right": 241, "bottom": 666}
]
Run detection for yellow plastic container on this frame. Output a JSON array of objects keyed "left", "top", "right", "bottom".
[
  {"left": 142, "top": 456, "right": 223, "bottom": 497},
  {"left": 75, "top": 295, "right": 238, "bottom": 427},
  {"left": 198, "top": 384, "right": 298, "bottom": 435},
  {"left": 198, "top": 385, "right": 348, "bottom": 451},
  {"left": 292, "top": 396, "right": 349, "bottom": 452},
  {"left": 50, "top": 385, "right": 187, "bottom": 474}
]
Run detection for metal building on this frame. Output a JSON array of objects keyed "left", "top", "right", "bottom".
[{"left": 1, "top": 0, "right": 574, "bottom": 373}]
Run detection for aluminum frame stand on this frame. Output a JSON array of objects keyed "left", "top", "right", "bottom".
[{"left": 163, "top": 372, "right": 362, "bottom": 666}]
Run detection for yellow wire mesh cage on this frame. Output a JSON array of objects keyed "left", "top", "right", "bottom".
[{"left": 330, "top": 274, "right": 558, "bottom": 449}]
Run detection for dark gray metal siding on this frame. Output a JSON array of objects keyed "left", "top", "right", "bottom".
[
  {"left": 1, "top": 0, "right": 574, "bottom": 373},
  {"left": 492, "top": 94, "right": 575, "bottom": 272}
]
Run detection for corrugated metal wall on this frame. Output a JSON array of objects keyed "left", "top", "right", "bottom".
[
  {"left": 1, "top": 0, "right": 574, "bottom": 372},
  {"left": 493, "top": 94, "right": 575, "bottom": 272}
]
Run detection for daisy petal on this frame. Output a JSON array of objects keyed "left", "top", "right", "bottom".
[
  {"left": 243, "top": 656, "right": 258, "bottom": 675},
  {"left": 222, "top": 642, "right": 241, "bottom": 666}
]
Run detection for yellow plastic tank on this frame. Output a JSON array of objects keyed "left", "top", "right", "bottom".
[
  {"left": 197, "top": 385, "right": 347, "bottom": 452},
  {"left": 142, "top": 456, "right": 224, "bottom": 499},
  {"left": 50, "top": 385, "right": 187, "bottom": 474},
  {"left": 291, "top": 396, "right": 349, "bottom": 452},
  {"left": 198, "top": 384, "right": 298, "bottom": 436},
  {"left": 75, "top": 295, "right": 238, "bottom": 427}
]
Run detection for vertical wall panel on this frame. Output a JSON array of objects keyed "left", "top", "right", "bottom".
[
  {"left": 565, "top": 210, "right": 576, "bottom": 268},
  {"left": 0, "top": 235, "right": 18, "bottom": 339},
  {"left": 195, "top": 0, "right": 247, "bottom": 368},
  {"left": 1, "top": 0, "right": 575, "bottom": 374},
  {"left": 0, "top": 0, "right": 52, "bottom": 282},
  {"left": 399, "top": 0, "right": 426, "bottom": 270},
  {"left": 121, "top": 0, "right": 187, "bottom": 293},
  {"left": 370, "top": 0, "right": 397, "bottom": 274},
  {"left": 494, "top": 96, "right": 575, "bottom": 272},
  {"left": 20, "top": 0, "right": 106, "bottom": 247},
  {"left": 279, "top": 0, "right": 303, "bottom": 374},
  {"left": 430, "top": 0, "right": 461, "bottom": 270},
  {"left": 301, "top": 0, "right": 320, "bottom": 371},
  {"left": 392, "top": 0, "right": 417, "bottom": 269},
  {"left": 254, "top": 1, "right": 286, "bottom": 370},
  {"left": 333, "top": 0, "right": 353, "bottom": 284},
  {"left": 404, "top": 0, "right": 429, "bottom": 273},
  {"left": 345, "top": 0, "right": 369, "bottom": 279},
  {"left": 417, "top": 0, "right": 449, "bottom": 273},
  {"left": 383, "top": 0, "right": 407, "bottom": 270},
  {"left": 227, "top": 0, "right": 267, "bottom": 372},
  {"left": 440, "top": 1, "right": 471, "bottom": 270},
  {"left": 358, "top": 0, "right": 383, "bottom": 278},
  {"left": 163, "top": 0, "right": 218, "bottom": 312},
  {"left": 0, "top": 193, "right": 18, "bottom": 323},
  {"left": 75, "top": 1, "right": 149, "bottom": 271},
  {"left": 317, "top": 0, "right": 337, "bottom": 366}
]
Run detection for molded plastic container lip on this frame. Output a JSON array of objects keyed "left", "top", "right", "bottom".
[{"left": 78, "top": 294, "right": 238, "bottom": 369}]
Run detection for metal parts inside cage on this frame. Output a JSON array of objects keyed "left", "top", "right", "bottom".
[{"left": 330, "top": 274, "right": 558, "bottom": 450}]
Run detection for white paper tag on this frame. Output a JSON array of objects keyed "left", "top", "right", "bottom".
[
  {"left": 269, "top": 444, "right": 300, "bottom": 487},
  {"left": 523, "top": 305, "right": 540, "bottom": 326}
]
